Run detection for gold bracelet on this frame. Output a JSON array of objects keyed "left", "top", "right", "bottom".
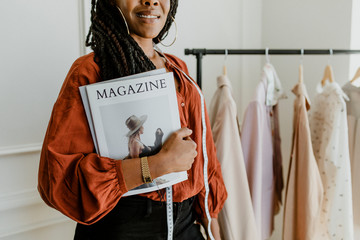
[{"left": 140, "top": 156, "right": 152, "bottom": 183}]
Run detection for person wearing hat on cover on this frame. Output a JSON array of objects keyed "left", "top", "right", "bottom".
[
  {"left": 37, "top": 0, "right": 227, "bottom": 239},
  {"left": 126, "top": 115, "right": 164, "bottom": 159},
  {"left": 126, "top": 114, "right": 162, "bottom": 189}
]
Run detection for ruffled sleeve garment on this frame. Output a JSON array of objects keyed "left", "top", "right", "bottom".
[
  {"left": 342, "top": 82, "right": 360, "bottom": 239},
  {"left": 309, "top": 82, "right": 354, "bottom": 239},
  {"left": 209, "top": 75, "right": 259, "bottom": 240},
  {"left": 283, "top": 82, "right": 324, "bottom": 240},
  {"left": 38, "top": 52, "right": 227, "bottom": 225}
]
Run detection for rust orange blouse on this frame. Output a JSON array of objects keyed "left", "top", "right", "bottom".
[{"left": 38, "top": 52, "right": 227, "bottom": 225}]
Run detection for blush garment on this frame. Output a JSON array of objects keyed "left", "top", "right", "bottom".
[
  {"left": 309, "top": 82, "right": 354, "bottom": 239},
  {"left": 241, "top": 63, "right": 286, "bottom": 240},
  {"left": 209, "top": 75, "right": 259, "bottom": 240},
  {"left": 342, "top": 82, "right": 360, "bottom": 239},
  {"left": 282, "top": 82, "right": 324, "bottom": 240},
  {"left": 37, "top": 52, "right": 227, "bottom": 225}
]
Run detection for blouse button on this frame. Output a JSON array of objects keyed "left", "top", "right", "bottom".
[{"left": 181, "top": 103, "right": 185, "bottom": 107}]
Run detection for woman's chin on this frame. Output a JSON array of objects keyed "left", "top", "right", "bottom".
[{"left": 130, "top": 30, "right": 162, "bottom": 41}]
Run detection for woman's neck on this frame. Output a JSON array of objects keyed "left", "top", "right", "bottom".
[
  {"left": 131, "top": 35, "right": 156, "bottom": 59},
  {"left": 133, "top": 133, "right": 141, "bottom": 140},
  {"left": 130, "top": 34, "right": 165, "bottom": 69}
]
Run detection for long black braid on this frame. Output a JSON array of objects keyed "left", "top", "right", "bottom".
[{"left": 86, "top": 0, "right": 179, "bottom": 81}]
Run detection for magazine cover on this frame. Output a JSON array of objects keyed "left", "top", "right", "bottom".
[
  {"left": 82, "top": 71, "right": 187, "bottom": 196},
  {"left": 79, "top": 68, "right": 166, "bottom": 154}
]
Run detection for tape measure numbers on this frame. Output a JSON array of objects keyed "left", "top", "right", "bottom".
[{"left": 166, "top": 186, "right": 174, "bottom": 240}]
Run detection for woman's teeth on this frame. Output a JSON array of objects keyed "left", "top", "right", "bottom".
[{"left": 138, "top": 15, "right": 159, "bottom": 19}]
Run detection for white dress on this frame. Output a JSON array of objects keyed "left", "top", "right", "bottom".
[
  {"left": 309, "top": 82, "right": 354, "bottom": 239},
  {"left": 342, "top": 82, "right": 360, "bottom": 239}
]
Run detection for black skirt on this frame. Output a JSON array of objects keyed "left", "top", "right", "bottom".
[{"left": 74, "top": 195, "right": 205, "bottom": 240}]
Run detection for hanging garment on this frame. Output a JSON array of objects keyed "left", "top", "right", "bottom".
[
  {"left": 209, "top": 75, "right": 259, "bottom": 240},
  {"left": 283, "top": 82, "right": 324, "bottom": 240},
  {"left": 272, "top": 104, "right": 283, "bottom": 215},
  {"left": 264, "top": 63, "right": 286, "bottom": 216},
  {"left": 241, "top": 63, "right": 286, "bottom": 240},
  {"left": 309, "top": 82, "right": 354, "bottom": 240},
  {"left": 342, "top": 82, "right": 360, "bottom": 239}
]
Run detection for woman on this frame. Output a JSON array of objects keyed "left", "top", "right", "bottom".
[
  {"left": 126, "top": 115, "right": 151, "bottom": 159},
  {"left": 126, "top": 115, "right": 163, "bottom": 159},
  {"left": 37, "top": 0, "right": 227, "bottom": 239}
]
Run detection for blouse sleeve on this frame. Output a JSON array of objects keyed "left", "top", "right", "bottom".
[
  {"left": 193, "top": 103, "right": 228, "bottom": 219},
  {"left": 37, "top": 56, "right": 128, "bottom": 225}
]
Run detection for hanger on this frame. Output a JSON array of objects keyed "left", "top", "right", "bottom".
[
  {"left": 321, "top": 49, "right": 335, "bottom": 86},
  {"left": 299, "top": 49, "right": 304, "bottom": 83},
  {"left": 265, "top": 47, "right": 270, "bottom": 64},
  {"left": 350, "top": 67, "right": 360, "bottom": 84},
  {"left": 321, "top": 65, "right": 335, "bottom": 86},
  {"left": 223, "top": 49, "right": 228, "bottom": 76}
]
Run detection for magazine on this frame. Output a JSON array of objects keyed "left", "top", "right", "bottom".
[{"left": 80, "top": 69, "right": 187, "bottom": 196}]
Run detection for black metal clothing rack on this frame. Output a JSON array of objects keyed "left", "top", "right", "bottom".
[{"left": 184, "top": 48, "right": 360, "bottom": 88}]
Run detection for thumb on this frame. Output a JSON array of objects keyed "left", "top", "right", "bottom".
[{"left": 176, "top": 127, "right": 193, "bottom": 139}]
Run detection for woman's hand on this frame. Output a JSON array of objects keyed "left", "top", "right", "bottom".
[
  {"left": 154, "top": 127, "right": 197, "bottom": 175},
  {"left": 121, "top": 128, "right": 196, "bottom": 190}
]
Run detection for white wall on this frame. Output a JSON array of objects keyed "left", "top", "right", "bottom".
[
  {"left": 350, "top": 0, "right": 360, "bottom": 77},
  {"left": 0, "top": 0, "right": 81, "bottom": 148},
  {"left": 0, "top": 0, "right": 82, "bottom": 239}
]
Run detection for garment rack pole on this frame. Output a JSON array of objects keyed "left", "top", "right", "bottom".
[{"left": 184, "top": 48, "right": 360, "bottom": 88}]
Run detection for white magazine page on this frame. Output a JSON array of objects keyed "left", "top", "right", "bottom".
[
  {"left": 79, "top": 87, "right": 100, "bottom": 154},
  {"left": 85, "top": 72, "right": 187, "bottom": 196},
  {"left": 79, "top": 68, "right": 167, "bottom": 154}
]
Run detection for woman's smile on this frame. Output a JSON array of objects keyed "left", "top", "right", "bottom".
[
  {"left": 136, "top": 11, "right": 161, "bottom": 23},
  {"left": 136, "top": 11, "right": 160, "bottom": 19}
]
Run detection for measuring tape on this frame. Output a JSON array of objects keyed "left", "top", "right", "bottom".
[
  {"left": 155, "top": 45, "right": 214, "bottom": 240},
  {"left": 170, "top": 64, "right": 215, "bottom": 240},
  {"left": 182, "top": 70, "right": 215, "bottom": 240},
  {"left": 166, "top": 186, "right": 173, "bottom": 240}
]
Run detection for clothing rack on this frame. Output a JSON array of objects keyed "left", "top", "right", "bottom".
[{"left": 184, "top": 48, "right": 360, "bottom": 88}]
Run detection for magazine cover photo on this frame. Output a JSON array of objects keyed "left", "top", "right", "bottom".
[{"left": 99, "top": 94, "right": 183, "bottom": 193}]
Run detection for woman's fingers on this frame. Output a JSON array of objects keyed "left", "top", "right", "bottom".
[
  {"left": 157, "top": 127, "right": 198, "bottom": 173},
  {"left": 174, "top": 127, "right": 193, "bottom": 140}
]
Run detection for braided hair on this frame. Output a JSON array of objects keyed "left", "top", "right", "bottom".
[{"left": 86, "top": 0, "right": 179, "bottom": 81}]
